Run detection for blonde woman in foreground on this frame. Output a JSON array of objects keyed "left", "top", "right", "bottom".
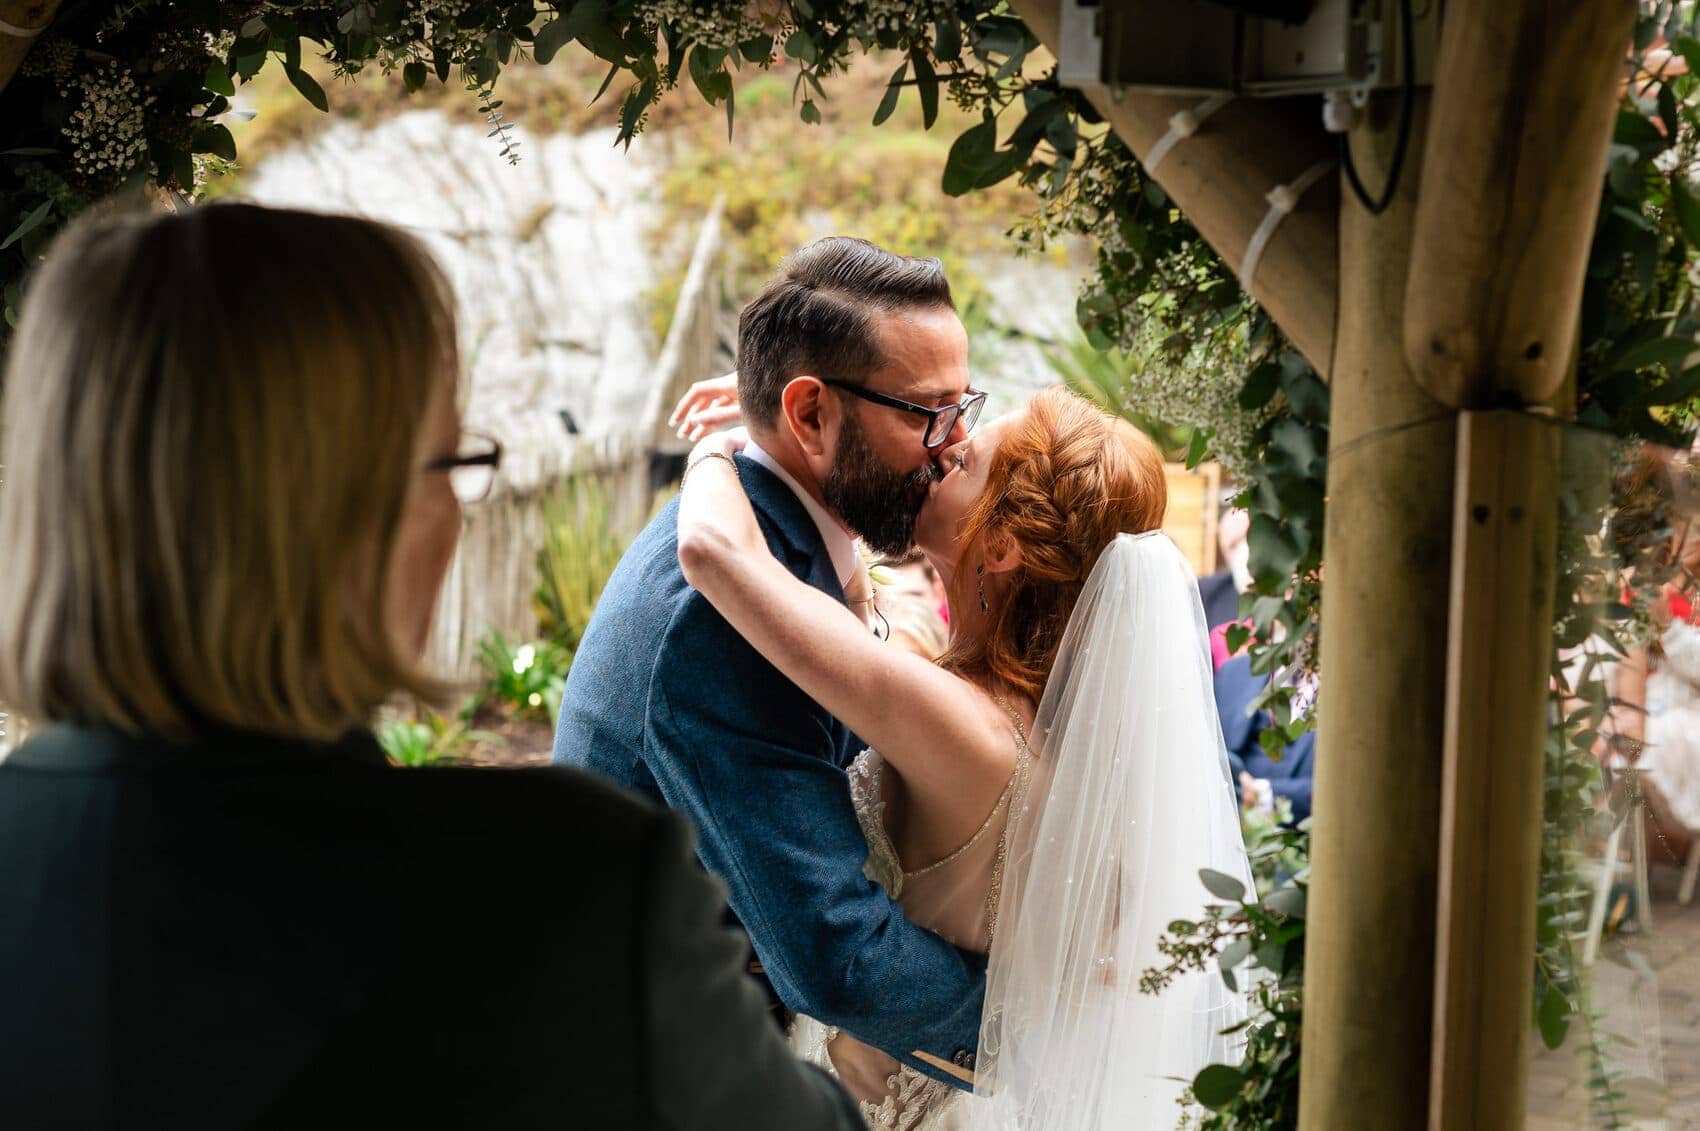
[{"left": 0, "top": 203, "right": 861, "bottom": 1131}]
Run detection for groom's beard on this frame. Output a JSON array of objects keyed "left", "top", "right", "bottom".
[{"left": 822, "top": 411, "right": 940, "bottom": 558}]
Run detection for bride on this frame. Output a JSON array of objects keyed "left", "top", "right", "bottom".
[{"left": 675, "top": 384, "right": 1252, "bottom": 1129}]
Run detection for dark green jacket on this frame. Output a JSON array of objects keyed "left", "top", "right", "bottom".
[{"left": 0, "top": 725, "right": 860, "bottom": 1130}]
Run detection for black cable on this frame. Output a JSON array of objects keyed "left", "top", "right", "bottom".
[{"left": 1339, "top": 0, "right": 1416, "bottom": 215}]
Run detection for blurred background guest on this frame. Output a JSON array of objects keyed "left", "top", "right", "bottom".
[
  {"left": 0, "top": 203, "right": 860, "bottom": 1130},
  {"left": 1199, "top": 494, "right": 1252, "bottom": 669},
  {"left": 1607, "top": 448, "right": 1700, "bottom": 902},
  {"left": 1215, "top": 654, "right": 1316, "bottom": 825},
  {"left": 873, "top": 550, "right": 950, "bottom": 660}
]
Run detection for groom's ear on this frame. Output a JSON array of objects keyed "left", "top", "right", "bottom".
[{"left": 780, "top": 375, "right": 836, "bottom": 458}]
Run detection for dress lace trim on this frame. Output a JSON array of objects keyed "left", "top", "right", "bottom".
[
  {"left": 848, "top": 751, "right": 905, "bottom": 898},
  {"left": 848, "top": 695, "right": 1034, "bottom": 941}
]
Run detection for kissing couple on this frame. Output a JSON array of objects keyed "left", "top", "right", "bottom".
[{"left": 554, "top": 237, "right": 1253, "bottom": 1129}]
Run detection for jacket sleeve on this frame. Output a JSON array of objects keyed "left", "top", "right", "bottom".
[
  {"left": 645, "top": 591, "right": 986, "bottom": 1086},
  {"left": 641, "top": 811, "right": 863, "bottom": 1131}
]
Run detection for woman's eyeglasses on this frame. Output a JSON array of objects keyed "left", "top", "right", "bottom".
[
  {"left": 821, "top": 380, "right": 987, "bottom": 450},
  {"left": 425, "top": 431, "right": 503, "bottom": 503}
]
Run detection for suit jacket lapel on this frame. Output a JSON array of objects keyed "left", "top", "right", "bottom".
[
  {"left": 733, "top": 456, "right": 864, "bottom": 768},
  {"left": 734, "top": 454, "right": 848, "bottom": 605}
]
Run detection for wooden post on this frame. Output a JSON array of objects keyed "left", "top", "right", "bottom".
[
  {"left": 0, "top": 0, "right": 59, "bottom": 96},
  {"left": 1298, "top": 91, "right": 1450, "bottom": 1131},
  {"left": 1404, "top": 4, "right": 1631, "bottom": 1127},
  {"left": 1011, "top": 0, "right": 1338, "bottom": 375},
  {"left": 1404, "top": 0, "right": 1635, "bottom": 406},
  {"left": 1429, "top": 411, "right": 1563, "bottom": 1130}
]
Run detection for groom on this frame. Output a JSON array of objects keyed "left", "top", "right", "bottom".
[{"left": 554, "top": 236, "right": 985, "bottom": 1087}]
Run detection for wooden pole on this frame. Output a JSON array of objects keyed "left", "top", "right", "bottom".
[
  {"left": 1404, "top": 0, "right": 1635, "bottom": 406},
  {"left": 1011, "top": 0, "right": 1338, "bottom": 375},
  {"left": 1298, "top": 91, "right": 1449, "bottom": 1131},
  {"left": 1405, "top": 4, "right": 1631, "bottom": 1127},
  {"left": 1428, "top": 411, "right": 1563, "bottom": 1131},
  {"left": 0, "top": 0, "right": 59, "bottom": 96}
]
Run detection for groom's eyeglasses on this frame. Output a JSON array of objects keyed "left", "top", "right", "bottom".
[{"left": 821, "top": 380, "right": 987, "bottom": 450}]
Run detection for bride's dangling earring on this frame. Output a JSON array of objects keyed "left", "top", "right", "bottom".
[{"left": 978, "top": 563, "right": 990, "bottom": 614}]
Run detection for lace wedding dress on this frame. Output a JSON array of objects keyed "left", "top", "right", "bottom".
[{"left": 791, "top": 700, "right": 1033, "bottom": 1131}]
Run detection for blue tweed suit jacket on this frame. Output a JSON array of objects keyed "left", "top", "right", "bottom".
[{"left": 553, "top": 455, "right": 986, "bottom": 1086}]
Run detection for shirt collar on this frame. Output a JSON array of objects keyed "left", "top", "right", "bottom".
[{"left": 743, "top": 440, "right": 861, "bottom": 589}]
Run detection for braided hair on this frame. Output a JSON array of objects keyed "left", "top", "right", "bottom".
[{"left": 938, "top": 386, "right": 1167, "bottom": 700}]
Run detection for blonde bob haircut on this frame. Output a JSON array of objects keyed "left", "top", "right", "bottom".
[{"left": 0, "top": 202, "right": 458, "bottom": 742}]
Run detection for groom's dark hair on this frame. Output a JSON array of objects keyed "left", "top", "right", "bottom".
[{"left": 737, "top": 237, "right": 955, "bottom": 433}]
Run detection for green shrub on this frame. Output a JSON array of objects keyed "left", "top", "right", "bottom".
[
  {"left": 534, "top": 476, "right": 628, "bottom": 655},
  {"left": 477, "top": 632, "right": 572, "bottom": 723},
  {"left": 377, "top": 714, "right": 485, "bottom": 767}
]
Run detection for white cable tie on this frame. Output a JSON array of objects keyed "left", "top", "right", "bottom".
[
  {"left": 1144, "top": 93, "right": 1232, "bottom": 178},
  {"left": 0, "top": 16, "right": 47, "bottom": 38},
  {"left": 1239, "top": 158, "right": 1335, "bottom": 293}
]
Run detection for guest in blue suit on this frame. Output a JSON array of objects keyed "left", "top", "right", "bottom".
[
  {"left": 1215, "top": 654, "right": 1316, "bottom": 823},
  {"left": 555, "top": 238, "right": 987, "bottom": 1087}
]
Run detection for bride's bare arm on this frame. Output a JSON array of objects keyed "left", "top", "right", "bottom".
[{"left": 675, "top": 442, "right": 1016, "bottom": 811}]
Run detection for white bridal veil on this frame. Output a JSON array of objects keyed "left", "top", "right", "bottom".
[{"left": 970, "top": 532, "right": 1254, "bottom": 1129}]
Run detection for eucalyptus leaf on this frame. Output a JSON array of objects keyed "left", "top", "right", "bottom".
[
  {"left": 1262, "top": 886, "right": 1306, "bottom": 919},
  {"left": 204, "top": 58, "right": 236, "bottom": 97},
  {"left": 192, "top": 124, "right": 238, "bottom": 161},
  {"left": 1185, "top": 427, "right": 1210, "bottom": 469},
  {"left": 285, "top": 65, "right": 328, "bottom": 112},
  {"left": 1608, "top": 333, "right": 1700, "bottom": 375},
  {"left": 1537, "top": 984, "right": 1570, "bottom": 1050},
  {"left": 1200, "top": 867, "right": 1247, "bottom": 903},
  {"left": 935, "top": 14, "right": 962, "bottom": 61},
  {"left": 913, "top": 52, "right": 939, "bottom": 129},
  {"left": 785, "top": 30, "right": 817, "bottom": 63},
  {"left": 1672, "top": 177, "right": 1700, "bottom": 251},
  {"left": 873, "top": 61, "right": 906, "bottom": 126},
  {"left": 1192, "top": 1064, "right": 1245, "bottom": 1110},
  {"left": 941, "top": 117, "right": 1019, "bottom": 196},
  {"left": 1, "top": 200, "right": 52, "bottom": 252}
]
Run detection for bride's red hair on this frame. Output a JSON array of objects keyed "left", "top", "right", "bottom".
[{"left": 939, "top": 386, "right": 1167, "bottom": 701}]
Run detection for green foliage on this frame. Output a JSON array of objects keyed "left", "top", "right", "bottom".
[
  {"left": 1579, "top": 3, "right": 1700, "bottom": 446},
  {"left": 534, "top": 475, "right": 627, "bottom": 654},
  {"left": 1144, "top": 820, "right": 1310, "bottom": 1128},
  {"left": 477, "top": 631, "right": 572, "bottom": 723},
  {"left": 377, "top": 713, "right": 489, "bottom": 767},
  {"left": 1041, "top": 326, "right": 1193, "bottom": 460}
]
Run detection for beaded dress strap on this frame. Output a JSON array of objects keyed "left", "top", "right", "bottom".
[{"left": 902, "top": 694, "right": 1032, "bottom": 880}]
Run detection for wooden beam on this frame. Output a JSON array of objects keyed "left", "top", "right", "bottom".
[
  {"left": 1403, "top": 0, "right": 1636, "bottom": 408},
  {"left": 1299, "top": 91, "right": 1449, "bottom": 1131},
  {"left": 0, "top": 0, "right": 59, "bottom": 97},
  {"left": 1011, "top": 0, "right": 1339, "bottom": 376},
  {"left": 1428, "top": 411, "right": 1562, "bottom": 1131}
]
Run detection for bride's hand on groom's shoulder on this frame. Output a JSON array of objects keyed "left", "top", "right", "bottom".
[
  {"left": 688, "top": 426, "right": 749, "bottom": 468},
  {"left": 670, "top": 371, "right": 741, "bottom": 441}
]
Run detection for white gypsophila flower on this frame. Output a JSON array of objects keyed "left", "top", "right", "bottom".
[
  {"left": 642, "top": 0, "right": 770, "bottom": 50},
  {"left": 62, "top": 61, "right": 155, "bottom": 183},
  {"left": 1101, "top": 332, "right": 1268, "bottom": 477},
  {"left": 514, "top": 643, "right": 536, "bottom": 674}
]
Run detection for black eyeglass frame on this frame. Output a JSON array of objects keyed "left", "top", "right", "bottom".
[
  {"left": 424, "top": 431, "right": 504, "bottom": 500},
  {"left": 821, "top": 379, "right": 987, "bottom": 450}
]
